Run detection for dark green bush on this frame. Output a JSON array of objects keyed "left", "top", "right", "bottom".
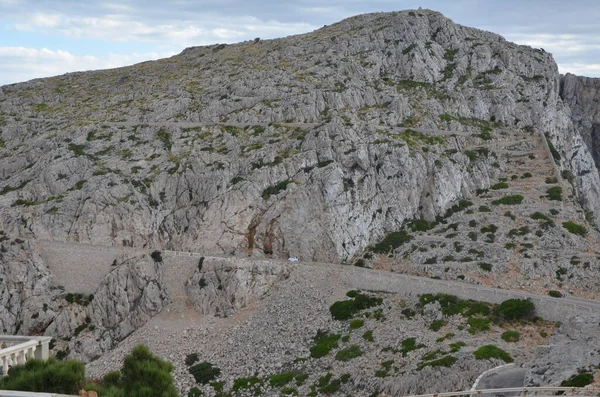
[
  {"left": 189, "top": 361, "right": 221, "bottom": 384},
  {"left": 0, "top": 358, "right": 84, "bottom": 394},
  {"left": 349, "top": 319, "right": 364, "bottom": 329},
  {"left": 330, "top": 292, "right": 382, "bottom": 320},
  {"left": 478, "top": 262, "right": 492, "bottom": 271},
  {"left": 492, "top": 195, "right": 524, "bottom": 205},
  {"left": 310, "top": 331, "right": 341, "bottom": 358},
  {"left": 546, "top": 186, "right": 562, "bottom": 201},
  {"left": 268, "top": 372, "right": 295, "bottom": 388},
  {"left": 473, "top": 345, "right": 513, "bottom": 363},
  {"left": 371, "top": 231, "right": 413, "bottom": 253},
  {"left": 417, "top": 355, "right": 456, "bottom": 370},
  {"left": 563, "top": 221, "right": 587, "bottom": 236},
  {"left": 467, "top": 317, "right": 491, "bottom": 334},
  {"left": 501, "top": 330, "right": 520, "bottom": 342},
  {"left": 362, "top": 330, "right": 374, "bottom": 342},
  {"left": 407, "top": 219, "right": 438, "bottom": 232},
  {"left": 185, "top": 353, "right": 199, "bottom": 367},
  {"left": 151, "top": 250, "right": 163, "bottom": 262},
  {"left": 400, "top": 337, "right": 425, "bottom": 356},
  {"left": 335, "top": 345, "right": 363, "bottom": 361},
  {"left": 548, "top": 290, "right": 563, "bottom": 298},
  {"left": 494, "top": 299, "right": 535, "bottom": 321},
  {"left": 491, "top": 182, "right": 509, "bottom": 190},
  {"left": 430, "top": 319, "right": 447, "bottom": 331},
  {"left": 560, "top": 373, "right": 594, "bottom": 387}
]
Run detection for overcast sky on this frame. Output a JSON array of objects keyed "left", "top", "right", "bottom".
[{"left": 1, "top": 0, "right": 599, "bottom": 86}]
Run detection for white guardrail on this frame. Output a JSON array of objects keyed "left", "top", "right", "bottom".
[{"left": 0, "top": 336, "right": 52, "bottom": 376}]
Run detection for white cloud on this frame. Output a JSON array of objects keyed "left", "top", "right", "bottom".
[
  {"left": 558, "top": 63, "right": 600, "bottom": 77},
  {"left": 506, "top": 33, "right": 600, "bottom": 54},
  {"left": 0, "top": 47, "right": 175, "bottom": 85}
]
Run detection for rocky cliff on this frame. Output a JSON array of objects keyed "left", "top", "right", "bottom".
[
  {"left": 2, "top": 9, "right": 600, "bottom": 264},
  {"left": 2, "top": 9, "right": 600, "bottom": 394}
]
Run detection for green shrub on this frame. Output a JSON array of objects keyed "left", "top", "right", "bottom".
[
  {"left": 408, "top": 219, "right": 437, "bottom": 232},
  {"left": 480, "top": 224, "right": 498, "bottom": 233},
  {"left": 232, "top": 376, "right": 263, "bottom": 393},
  {"left": 189, "top": 361, "right": 221, "bottom": 384},
  {"left": 400, "top": 337, "right": 426, "bottom": 356},
  {"left": 330, "top": 292, "right": 382, "bottom": 320},
  {"left": 349, "top": 319, "right": 364, "bottom": 329},
  {"left": 0, "top": 358, "right": 84, "bottom": 394},
  {"left": 449, "top": 341, "right": 466, "bottom": 352},
  {"left": 262, "top": 179, "right": 295, "bottom": 200},
  {"left": 417, "top": 355, "right": 456, "bottom": 370},
  {"left": 492, "top": 195, "right": 524, "bottom": 205},
  {"left": 420, "top": 294, "right": 491, "bottom": 316},
  {"left": 501, "top": 330, "right": 520, "bottom": 342},
  {"left": 478, "top": 263, "right": 492, "bottom": 271},
  {"left": 185, "top": 353, "right": 199, "bottom": 367},
  {"left": 269, "top": 372, "right": 295, "bottom": 388},
  {"left": 188, "top": 387, "right": 203, "bottom": 397},
  {"left": 560, "top": 373, "right": 594, "bottom": 387},
  {"left": 430, "top": 319, "right": 447, "bottom": 331},
  {"left": 563, "top": 221, "right": 587, "bottom": 236},
  {"left": 310, "top": 331, "right": 341, "bottom": 358},
  {"left": 473, "top": 345, "right": 513, "bottom": 363},
  {"left": 335, "top": 345, "right": 363, "bottom": 361},
  {"left": 295, "top": 373, "right": 308, "bottom": 386},
  {"left": 362, "top": 330, "right": 374, "bottom": 342},
  {"left": 495, "top": 299, "right": 535, "bottom": 321},
  {"left": 467, "top": 317, "right": 491, "bottom": 334},
  {"left": 548, "top": 290, "right": 563, "bottom": 298},
  {"left": 546, "top": 186, "right": 563, "bottom": 201},
  {"left": 491, "top": 182, "right": 508, "bottom": 190},
  {"left": 371, "top": 231, "right": 413, "bottom": 253}
]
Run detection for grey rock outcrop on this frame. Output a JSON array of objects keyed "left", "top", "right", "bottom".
[
  {"left": 44, "top": 253, "right": 169, "bottom": 361},
  {"left": 526, "top": 314, "right": 600, "bottom": 387},
  {"left": 0, "top": 238, "right": 62, "bottom": 335},
  {"left": 185, "top": 257, "right": 290, "bottom": 317}
]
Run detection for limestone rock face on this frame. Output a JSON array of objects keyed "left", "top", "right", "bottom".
[
  {"left": 0, "top": 239, "right": 62, "bottom": 334},
  {"left": 1, "top": 9, "right": 598, "bottom": 263},
  {"left": 526, "top": 314, "right": 600, "bottom": 386},
  {"left": 186, "top": 257, "right": 290, "bottom": 317},
  {"left": 44, "top": 253, "right": 169, "bottom": 361}
]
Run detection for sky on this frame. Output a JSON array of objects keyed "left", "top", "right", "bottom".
[{"left": 1, "top": 0, "right": 600, "bottom": 86}]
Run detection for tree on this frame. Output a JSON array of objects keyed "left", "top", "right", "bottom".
[{"left": 119, "top": 345, "right": 178, "bottom": 397}]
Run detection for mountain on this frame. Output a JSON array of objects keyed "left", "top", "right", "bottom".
[{"left": 1, "top": 9, "right": 600, "bottom": 396}]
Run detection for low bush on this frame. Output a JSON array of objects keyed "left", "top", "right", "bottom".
[
  {"left": 478, "top": 263, "right": 492, "bottom": 271},
  {"left": 330, "top": 292, "right": 382, "bottom": 320},
  {"left": 548, "top": 290, "right": 563, "bottom": 298},
  {"left": 562, "top": 221, "right": 587, "bottom": 236},
  {"left": 430, "top": 320, "right": 447, "bottom": 331},
  {"left": 416, "top": 355, "right": 457, "bottom": 370},
  {"left": 467, "top": 317, "right": 491, "bottom": 334},
  {"left": 269, "top": 372, "right": 295, "bottom": 388},
  {"left": 501, "top": 330, "right": 520, "bottom": 342},
  {"left": 492, "top": 195, "right": 524, "bottom": 205},
  {"left": 335, "top": 345, "right": 363, "bottom": 361},
  {"left": 494, "top": 299, "right": 535, "bottom": 321},
  {"left": 362, "top": 330, "right": 374, "bottom": 342},
  {"left": 560, "top": 373, "right": 594, "bottom": 387},
  {"left": 371, "top": 231, "right": 413, "bottom": 253},
  {"left": 189, "top": 361, "right": 221, "bottom": 385},
  {"left": 400, "top": 337, "right": 426, "bottom": 356},
  {"left": 546, "top": 186, "right": 562, "bottom": 201},
  {"left": 491, "top": 182, "right": 508, "bottom": 190},
  {"left": 349, "top": 319, "right": 364, "bottom": 329},
  {"left": 473, "top": 345, "right": 513, "bottom": 363},
  {"left": 310, "top": 331, "right": 341, "bottom": 358}
]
